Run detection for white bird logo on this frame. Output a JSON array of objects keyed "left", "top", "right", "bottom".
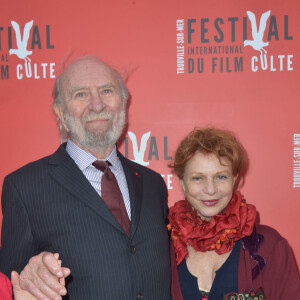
[
  {"left": 244, "top": 10, "right": 271, "bottom": 54},
  {"left": 9, "top": 20, "right": 34, "bottom": 62},
  {"left": 128, "top": 131, "right": 151, "bottom": 166}
]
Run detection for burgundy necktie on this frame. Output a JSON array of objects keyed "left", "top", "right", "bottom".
[{"left": 93, "top": 160, "right": 130, "bottom": 236}]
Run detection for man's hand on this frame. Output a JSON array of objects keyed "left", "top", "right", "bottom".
[{"left": 18, "top": 252, "right": 71, "bottom": 300}]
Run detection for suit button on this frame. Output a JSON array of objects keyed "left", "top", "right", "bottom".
[
  {"left": 137, "top": 293, "right": 143, "bottom": 299},
  {"left": 130, "top": 245, "right": 136, "bottom": 253}
]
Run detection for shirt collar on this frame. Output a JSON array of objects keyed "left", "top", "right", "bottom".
[{"left": 66, "top": 139, "right": 121, "bottom": 171}]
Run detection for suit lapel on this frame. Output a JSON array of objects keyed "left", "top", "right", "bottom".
[
  {"left": 49, "top": 145, "right": 125, "bottom": 234},
  {"left": 118, "top": 152, "right": 143, "bottom": 239}
]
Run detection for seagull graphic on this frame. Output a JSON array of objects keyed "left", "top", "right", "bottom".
[
  {"left": 244, "top": 10, "right": 271, "bottom": 54},
  {"left": 9, "top": 20, "right": 34, "bottom": 62},
  {"left": 128, "top": 131, "right": 151, "bottom": 166}
]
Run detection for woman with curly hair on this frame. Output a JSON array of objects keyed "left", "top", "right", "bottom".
[{"left": 168, "top": 128, "right": 300, "bottom": 299}]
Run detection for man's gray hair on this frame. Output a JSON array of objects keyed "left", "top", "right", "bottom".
[{"left": 52, "top": 57, "right": 129, "bottom": 139}]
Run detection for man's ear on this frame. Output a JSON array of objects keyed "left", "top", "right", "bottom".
[{"left": 53, "top": 103, "right": 69, "bottom": 132}]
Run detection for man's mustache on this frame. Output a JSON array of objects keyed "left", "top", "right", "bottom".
[{"left": 83, "top": 111, "right": 114, "bottom": 122}]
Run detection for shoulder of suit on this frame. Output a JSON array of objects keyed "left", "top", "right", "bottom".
[
  {"left": 117, "top": 150, "right": 165, "bottom": 179},
  {"left": 5, "top": 144, "right": 66, "bottom": 179}
]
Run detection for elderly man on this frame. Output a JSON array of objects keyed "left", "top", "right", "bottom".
[{"left": 0, "top": 56, "right": 171, "bottom": 299}]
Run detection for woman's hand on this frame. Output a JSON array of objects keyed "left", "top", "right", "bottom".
[{"left": 12, "top": 271, "right": 37, "bottom": 300}]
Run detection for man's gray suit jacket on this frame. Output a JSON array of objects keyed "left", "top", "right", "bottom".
[{"left": 0, "top": 144, "right": 171, "bottom": 299}]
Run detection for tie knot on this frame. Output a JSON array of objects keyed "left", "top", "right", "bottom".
[{"left": 93, "top": 160, "right": 111, "bottom": 172}]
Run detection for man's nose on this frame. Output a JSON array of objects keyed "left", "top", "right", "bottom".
[{"left": 90, "top": 91, "right": 105, "bottom": 112}]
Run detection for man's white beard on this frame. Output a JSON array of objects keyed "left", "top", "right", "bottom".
[{"left": 64, "top": 108, "right": 126, "bottom": 149}]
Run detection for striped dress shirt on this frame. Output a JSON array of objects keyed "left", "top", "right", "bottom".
[{"left": 66, "top": 139, "right": 131, "bottom": 219}]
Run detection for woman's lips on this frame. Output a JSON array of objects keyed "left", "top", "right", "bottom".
[{"left": 201, "top": 199, "right": 219, "bottom": 207}]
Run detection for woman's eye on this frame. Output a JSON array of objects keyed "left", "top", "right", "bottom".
[
  {"left": 192, "top": 176, "right": 202, "bottom": 181},
  {"left": 217, "top": 175, "right": 227, "bottom": 180}
]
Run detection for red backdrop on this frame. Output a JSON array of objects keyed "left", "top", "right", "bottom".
[{"left": 1, "top": 0, "right": 300, "bottom": 267}]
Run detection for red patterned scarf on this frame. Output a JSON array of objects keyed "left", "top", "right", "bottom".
[{"left": 168, "top": 191, "right": 257, "bottom": 265}]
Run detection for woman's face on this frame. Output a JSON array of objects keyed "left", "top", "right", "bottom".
[{"left": 180, "top": 151, "right": 237, "bottom": 221}]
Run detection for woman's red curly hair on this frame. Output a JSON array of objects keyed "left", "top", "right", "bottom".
[{"left": 170, "top": 128, "right": 248, "bottom": 189}]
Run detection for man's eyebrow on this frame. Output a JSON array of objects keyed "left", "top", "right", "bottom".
[
  {"left": 98, "top": 83, "right": 115, "bottom": 89},
  {"left": 70, "top": 83, "right": 115, "bottom": 93},
  {"left": 71, "top": 86, "right": 86, "bottom": 93}
]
